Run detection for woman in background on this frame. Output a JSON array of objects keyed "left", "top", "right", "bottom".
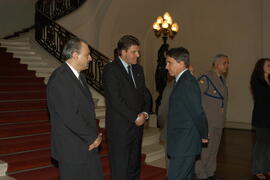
[{"left": 250, "top": 58, "right": 270, "bottom": 179}]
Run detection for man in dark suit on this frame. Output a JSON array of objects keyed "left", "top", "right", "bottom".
[
  {"left": 47, "top": 38, "right": 103, "bottom": 180},
  {"left": 165, "top": 47, "right": 208, "bottom": 180},
  {"left": 103, "top": 35, "right": 151, "bottom": 180}
]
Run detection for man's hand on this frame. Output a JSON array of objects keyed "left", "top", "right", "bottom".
[
  {"left": 88, "top": 133, "right": 102, "bottom": 151},
  {"left": 135, "top": 113, "right": 147, "bottom": 126},
  {"left": 202, "top": 138, "right": 209, "bottom": 143}
]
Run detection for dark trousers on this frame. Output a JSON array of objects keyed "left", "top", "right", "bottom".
[
  {"left": 108, "top": 133, "right": 143, "bottom": 180},
  {"left": 168, "top": 156, "right": 197, "bottom": 180},
  {"left": 58, "top": 152, "right": 103, "bottom": 180},
  {"left": 252, "top": 128, "right": 270, "bottom": 174}
]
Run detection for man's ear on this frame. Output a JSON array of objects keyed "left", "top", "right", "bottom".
[
  {"left": 120, "top": 49, "right": 126, "bottom": 57},
  {"left": 72, "top": 51, "right": 79, "bottom": 59},
  {"left": 179, "top": 61, "right": 186, "bottom": 68}
]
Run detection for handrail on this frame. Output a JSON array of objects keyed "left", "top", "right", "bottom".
[
  {"left": 35, "top": 0, "right": 110, "bottom": 95},
  {"left": 3, "top": 25, "right": 35, "bottom": 39}
]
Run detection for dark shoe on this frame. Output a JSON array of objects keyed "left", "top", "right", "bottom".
[{"left": 208, "top": 176, "right": 222, "bottom": 180}]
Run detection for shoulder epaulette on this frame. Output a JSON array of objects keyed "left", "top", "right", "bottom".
[{"left": 198, "top": 74, "right": 224, "bottom": 108}]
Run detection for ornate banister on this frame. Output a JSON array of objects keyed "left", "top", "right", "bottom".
[{"left": 35, "top": 0, "right": 110, "bottom": 95}]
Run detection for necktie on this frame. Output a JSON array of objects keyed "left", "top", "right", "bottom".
[
  {"left": 127, "top": 65, "right": 136, "bottom": 88},
  {"left": 219, "top": 76, "right": 224, "bottom": 85}
]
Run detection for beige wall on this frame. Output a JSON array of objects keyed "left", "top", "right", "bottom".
[
  {"left": 262, "top": 0, "right": 270, "bottom": 57},
  {"left": 58, "top": 0, "right": 267, "bottom": 129},
  {"left": 0, "top": 0, "right": 36, "bottom": 38}
]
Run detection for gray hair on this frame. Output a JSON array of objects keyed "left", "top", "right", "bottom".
[
  {"left": 62, "top": 38, "right": 88, "bottom": 60},
  {"left": 212, "top": 54, "right": 228, "bottom": 66}
]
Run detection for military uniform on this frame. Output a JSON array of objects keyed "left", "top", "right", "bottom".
[
  {"left": 157, "top": 81, "right": 173, "bottom": 169},
  {"left": 195, "top": 69, "right": 228, "bottom": 179}
]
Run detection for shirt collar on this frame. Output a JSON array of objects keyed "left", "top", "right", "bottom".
[
  {"left": 66, "top": 62, "right": 80, "bottom": 79},
  {"left": 175, "top": 68, "right": 188, "bottom": 82},
  {"left": 119, "top": 56, "right": 129, "bottom": 71}
]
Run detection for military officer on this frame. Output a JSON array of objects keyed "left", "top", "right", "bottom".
[{"left": 195, "top": 54, "right": 229, "bottom": 180}]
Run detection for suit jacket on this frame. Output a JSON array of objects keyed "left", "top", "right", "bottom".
[
  {"left": 47, "top": 63, "right": 99, "bottom": 163},
  {"left": 198, "top": 70, "right": 228, "bottom": 128},
  {"left": 167, "top": 70, "right": 208, "bottom": 158},
  {"left": 103, "top": 58, "right": 151, "bottom": 142},
  {"left": 251, "top": 78, "right": 270, "bottom": 128}
]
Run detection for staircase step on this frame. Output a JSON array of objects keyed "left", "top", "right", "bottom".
[
  {"left": 100, "top": 153, "right": 147, "bottom": 176},
  {"left": 0, "top": 100, "right": 47, "bottom": 111},
  {"left": 0, "top": 47, "right": 7, "bottom": 52},
  {"left": 0, "top": 63, "right": 27, "bottom": 69},
  {"left": 14, "top": 55, "right": 42, "bottom": 61},
  {"left": 6, "top": 46, "right": 31, "bottom": 51},
  {"left": 0, "top": 41, "right": 30, "bottom": 46},
  {"left": 142, "top": 128, "right": 160, "bottom": 147},
  {"left": 142, "top": 144, "right": 165, "bottom": 163},
  {"left": 1, "top": 149, "right": 51, "bottom": 173},
  {"left": 19, "top": 59, "right": 45, "bottom": 66},
  {"left": 10, "top": 167, "right": 58, "bottom": 180},
  {"left": 0, "top": 110, "right": 49, "bottom": 124},
  {"left": 103, "top": 165, "right": 167, "bottom": 180},
  {"left": 147, "top": 157, "right": 166, "bottom": 169},
  {"left": 0, "top": 53, "right": 13, "bottom": 59},
  {"left": 0, "top": 121, "right": 50, "bottom": 139},
  {"left": 0, "top": 134, "right": 50, "bottom": 155},
  {"left": 9, "top": 161, "right": 164, "bottom": 180},
  {"left": 0, "top": 176, "right": 16, "bottom": 180},
  {"left": 0, "top": 84, "right": 46, "bottom": 91},
  {"left": 0, "top": 91, "right": 46, "bottom": 101},
  {"left": 0, "top": 58, "right": 21, "bottom": 65},
  {"left": 32, "top": 67, "right": 55, "bottom": 73},
  {"left": 140, "top": 165, "right": 166, "bottom": 180},
  {"left": 36, "top": 71, "right": 52, "bottom": 78},
  {"left": 0, "top": 70, "right": 36, "bottom": 76},
  {"left": 12, "top": 51, "right": 36, "bottom": 56},
  {"left": 0, "top": 76, "right": 44, "bottom": 83},
  {"left": 3, "top": 149, "right": 112, "bottom": 174}
]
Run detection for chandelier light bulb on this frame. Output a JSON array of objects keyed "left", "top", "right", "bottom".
[
  {"left": 162, "top": 21, "right": 169, "bottom": 29},
  {"left": 153, "top": 22, "right": 161, "bottom": 30},
  {"left": 156, "top": 16, "right": 163, "bottom": 24},
  {"left": 171, "top": 23, "right": 179, "bottom": 32},
  {"left": 167, "top": 16, "right": 172, "bottom": 25},
  {"left": 163, "top": 12, "right": 170, "bottom": 21}
]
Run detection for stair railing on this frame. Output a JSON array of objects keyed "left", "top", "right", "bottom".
[{"left": 35, "top": 0, "right": 110, "bottom": 95}]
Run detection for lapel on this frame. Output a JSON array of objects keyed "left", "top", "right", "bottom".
[
  {"left": 131, "top": 65, "right": 140, "bottom": 87},
  {"left": 171, "top": 70, "right": 189, "bottom": 96},
  {"left": 63, "top": 63, "right": 92, "bottom": 100},
  {"left": 115, "top": 58, "right": 137, "bottom": 88}
]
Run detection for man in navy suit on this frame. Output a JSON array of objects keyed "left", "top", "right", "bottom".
[
  {"left": 103, "top": 35, "right": 151, "bottom": 180},
  {"left": 165, "top": 47, "right": 208, "bottom": 180},
  {"left": 47, "top": 38, "right": 103, "bottom": 180}
]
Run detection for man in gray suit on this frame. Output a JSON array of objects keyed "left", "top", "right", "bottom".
[{"left": 195, "top": 54, "right": 229, "bottom": 180}]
